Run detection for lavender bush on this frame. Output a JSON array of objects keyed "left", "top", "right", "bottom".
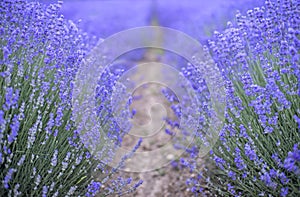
[
  {"left": 0, "top": 0, "right": 141, "bottom": 196},
  {"left": 173, "top": 0, "right": 300, "bottom": 196}
]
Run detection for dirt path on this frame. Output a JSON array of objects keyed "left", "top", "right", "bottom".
[
  {"left": 111, "top": 47, "right": 197, "bottom": 197},
  {"left": 106, "top": 18, "right": 206, "bottom": 197},
  {"left": 114, "top": 59, "right": 195, "bottom": 197}
]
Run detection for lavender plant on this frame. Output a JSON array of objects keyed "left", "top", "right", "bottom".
[
  {"left": 175, "top": 0, "right": 300, "bottom": 196},
  {"left": 0, "top": 0, "right": 141, "bottom": 196}
]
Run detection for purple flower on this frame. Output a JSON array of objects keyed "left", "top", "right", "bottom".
[
  {"left": 126, "top": 177, "right": 132, "bottom": 184},
  {"left": 86, "top": 181, "right": 102, "bottom": 197},
  {"left": 132, "top": 180, "right": 143, "bottom": 190},
  {"left": 165, "top": 128, "right": 175, "bottom": 136},
  {"left": 3, "top": 87, "right": 19, "bottom": 110},
  {"left": 42, "top": 186, "right": 48, "bottom": 197},
  {"left": 272, "top": 153, "right": 283, "bottom": 167},
  {"left": 0, "top": 110, "right": 5, "bottom": 127},
  {"left": 244, "top": 143, "right": 257, "bottom": 161},
  {"left": 293, "top": 115, "right": 300, "bottom": 130},
  {"left": 17, "top": 155, "right": 26, "bottom": 166},
  {"left": 2, "top": 46, "right": 10, "bottom": 60},
  {"left": 227, "top": 183, "right": 236, "bottom": 195},
  {"left": 280, "top": 187, "right": 289, "bottom": 197},
  {"left": 50, "top": 150, "right": 58, "bottom": 167},
  {"left": 260, "top": 172, "right": 277, "bottom": 189},
  {"left": 278, "top": 172, "right": 289, "bottom": 185},
  {"left": 284, "top": 144, "right": 300, "bottom": 175},
  {"left": 228, "top": 170, "right": 236, "bottom": 180},
  {"left": 180, "top": 158, "right": 189, "bottom": 167},
  {"left": 239, "top": 124, "right": 249, "bottom": 138},
  {"left": 269, "top": 169, "right": 278, "bottom": 178},
  {"left": 3, "top": 168, "right": 16, "bottom": 189},
  {"left": 8, "top": 115, "right": 20, "bottom": 143},
  {"left": 235, "top": 148, "right": 247, "bottom": 170}
]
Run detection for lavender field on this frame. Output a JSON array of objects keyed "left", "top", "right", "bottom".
[{"left": 0, "top": 0, "right": 299, "bottom": 196}]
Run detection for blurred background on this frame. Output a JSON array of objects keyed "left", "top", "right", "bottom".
[{"left": 41, "top": 0, "right": 264, "bottom": 43}]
